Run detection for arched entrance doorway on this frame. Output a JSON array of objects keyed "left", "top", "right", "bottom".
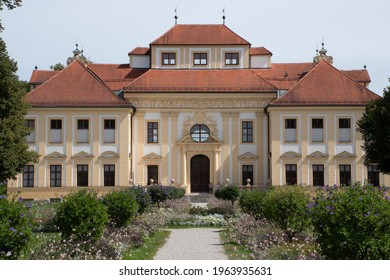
[{"left": 190, "top": 155, "right": 210, "bottom": 193}]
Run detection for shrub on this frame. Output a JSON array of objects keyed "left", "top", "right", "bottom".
[
  {"left": 262, "top": 186, "right": 311, "bottom": 242},
  {"left": 149, "top": 186, "right": 186, "bottom": 208},
  {"left": 309, "top": 184, "right": 390, "bottom": 259},
  {"left": 167, "top": 187, "right": 186, "bottom": 200},
  {"left": 239, "top": 189, "right": 268, "bottom": 217},
  {"left": 0, "top": 183, "right": 7, "bottom": 195},
  {"left": 215, "top": 184, "right": 239, "bottom": 206},
  {"left": 55, "top": 190, "right": 109, "bottom": 242},
  {"left": 0, "top": 195, "right": 33, "bottom": 259},
  {"left": 189, "top": 206, "right": 209, "bottom": 216},
  {"left": 207, "top": 197, "right": 236, "bottom": 217},
  {"left": 102, "top": 190, "right": 139, "bottom": 227},
  {"left": 30, "top": 201, "right": 58, "bottom": 232},
  {"left": 161, "top": 197, "right": 192, "bottom": 213},
  {"left": 127, "top": 187, "right": 151, "bottom": 214},
  {"left": 149, "top": 185, "right": 168, "bottom": 208}
]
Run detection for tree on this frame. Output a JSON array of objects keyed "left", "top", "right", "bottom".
[
  {"left": 0, "top": 0, "right": 22, "bottom": 31},
  {"left": 0, "top": 37, "right": 39, "bottom": 182},
  {"left": 357, "top": 83, "right": 390, "bottom": 174},
  {"left": 50, "top": 62, "right": 65, "bottom": 71}
]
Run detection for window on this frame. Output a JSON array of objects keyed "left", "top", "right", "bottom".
[
  {"left": 25, "top": 119, "right": 35, "bottom": 143},
  {"left": 162, "top": 53, "right": 176, "bottom": 65},
  {"left": 340, "top": 164, "right": 351, "bottom": 186},
  {"left": 103, "top": 119, "right": 115, "bottom": 143},
  {"left": 50, "top": 165, "right": 62, "bottom": 187},
  {"left": 242, "top": 165, "right": 253, "bottom": 186},
  {"left": 225, "top": 53, "right": 239, "bottom": 65},
  {"left": 339, "top": 118, "right": 351, "bottom": 142},
  {"left": 147, "top": 165, "right": 158, "bottom": 185},
  {"left": 77, "top": 165, "right": 89, "bottom": 187},
  {"left": 147, "top": 122, "right": 158, "bottom": 143},
  {"left": 367, "top": 165, "right": 380, "bottom": 186},
  {"left": 242, "top": 121, "right": 253, "bottom": 143},
  {"left": 285, "top": 118, "right": 297, "bottom": 142},
  {"left": 193, "top": 53, "right": 207, "bottom": 65},
  {"left": 50, "top": 119, "right": 62, "bottom": 143},
  {"left": 23, "top": 165, "right": 34, "bottom": 187},
  {"left": 313, "top": 164, "right": 324, "bottom": 186},
  {"left": 104, "top": 164, "right": 115, "bottom": 186},
  {"left": 77, "top": 119, "right": 89, "bottom": 143},
  {"left": 190, "top": 124, "right": 210, "bottom": 142},
  {"left": 286, "top": 164, "right": 297, "bottom": 185},
  {"left": 312, "top": 118, "right": 324, "bottom": 142}
]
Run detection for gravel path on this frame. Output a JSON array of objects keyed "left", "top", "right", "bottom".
[{"left": 154, "top": 228, "right": 228, "bottom": 260}]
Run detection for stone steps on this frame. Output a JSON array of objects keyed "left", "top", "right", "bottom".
[{"left": 185, "top": 192, "right": 214, "bottom": 203}]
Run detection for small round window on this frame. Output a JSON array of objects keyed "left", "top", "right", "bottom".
[{"left": 190, "top": 124, "right": 210, "bottom": 142}]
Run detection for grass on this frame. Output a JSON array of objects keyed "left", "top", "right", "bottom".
[
  {"left": 19, "top": 232, "right": 61, "bottom": 260},
  {"left": 122, "top": 230, "right": 171, "bottom": 260},
  {"left": 219, "top": 230, "right": 253, "bottom": 260}
]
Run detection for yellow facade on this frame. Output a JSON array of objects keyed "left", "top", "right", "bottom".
[
  {"left": 268, "top": 106, "right": 390, "bottom": 186},
  {"left": 7, "top": 24, "right": 389, "bottom": 200}
]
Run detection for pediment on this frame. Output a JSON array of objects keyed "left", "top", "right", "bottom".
[
  {"left": 239, "top": 152, "right": 258, "bottom": 160},
  {"left": 281, "top": 151, "right": 302, "bottom": 158},
  {"left": 177, "top": 134, "right": 222, "bottom": 145},
  {"left": 98, "top": 151, "right": 119, "bottom": 159},
  {"left": 307, "top": 151, "right": 328, "bottom": 158},
  {"left": 45, "top": 151, "right": 66, "bottom": 159},
  {"left": 143, "top": 152, "right": 162, "bottom": 160},
  {"left": 71, "top": 151, "right": 94, "bottom": 159},
  {"left": 334, "top": 151, "right": 356, "bottom": 158}
]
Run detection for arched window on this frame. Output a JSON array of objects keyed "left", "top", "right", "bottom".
[{"left": 190, "top": 124, "right": 210, "bottom": 142}]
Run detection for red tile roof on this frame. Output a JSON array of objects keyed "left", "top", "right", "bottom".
[
  {"left": 150, "top": 24, "right": 251, "bottom": 45},
  {"left": 254, "top": 63, "right": 314, "bottom": 90},
  {"left": 269, "top": 60, "right": 381, "bottom": 106},
  {"left": 25, "top": 60, "right": 131, "bottom": 108},
  {"left": 29, "top": 70, "right": 60, "bottom": 84},
  {"left": 342, "top": 69, "right": 371, "bottom": 84},
  {"left": 88, "top": 64, "right": 148, "bottom": 91},
  {"left": 124, "top": 69, "right": 277, "bottom": 93},
  {"left": 250, "top": 47, "right": 272, "bottom": 56},
  {"left": 128, "top": 47, "right": 151, "bottom": 56}
]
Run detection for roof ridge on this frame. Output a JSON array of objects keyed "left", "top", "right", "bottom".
[{"left": 83, "top": 62, "right": 131, "bottom": 105}]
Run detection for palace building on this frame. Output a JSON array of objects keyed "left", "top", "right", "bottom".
[{"left": 8, "top": 24, "right": 390, "bottom": 200}]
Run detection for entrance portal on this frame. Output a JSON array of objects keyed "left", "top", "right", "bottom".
[{"left": 190, "top": 155, "right": 210, "bottom": 193}]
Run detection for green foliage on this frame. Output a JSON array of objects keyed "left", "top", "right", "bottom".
[
  {"left": 102, "top": 190, "right": 139, "bottom": 227},
  {"left": 309, "top": 184, "right": 390, "bottom": 259},
  {"left": 55, "top": 190, "right": 108, "bottom": 242},
  {"left": 0, "top": 183, "right": 7, "bottom": 195},
  {"left": 148, "top": 186, "right": 186, "bottom": 208},
  {"left": 214, "top": 184, "right": 240, "bottom": 206},
  {"left": 126, "top": 187, "right": 151, "bottom": 214},
  {"left": 0, "top": 38, "right": 39, "bottom": 182},
  {"left": 357, "top": 85, "right": 390, "bottom": 174},
  {"left": 50, "top": 62, "right": 65, "bottom": 71},
  {"left": 167, "top": 187, "right": 186, "bottom": 200},
  {"left": 0, "top": 195, "right": 33, "bottom": 259},
  {"left": 0, "top": 0, "right": 22, "bottom": 31},
  {"left": 239, "top": 189, "right": 268, "bottom": 217},
  {"left": 261, "top": 186, "right": 311, "bottom": 242},
  {"left": 149, "top": 185, "right": 168, "bottom": 208}
]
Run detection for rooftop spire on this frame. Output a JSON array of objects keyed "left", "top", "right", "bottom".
[
  {"left": 174, "top": 6, "right": 178, "bottom": 25},
  {"left": 222, "top": 7, "right": 226, "bottom": 25},
  {"left": 313, "top": 39, "right": 333, "bottom": 64}
]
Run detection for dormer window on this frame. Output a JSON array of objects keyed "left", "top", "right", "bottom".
[
  {"left": 162, "top": 53, "right": 176, "bottom": 65},
  {"left": 193, "top": 53, "right": 207, "bottom": 65},
  {"left": 225, "top": 53, "right": 239, "bottom": 65}
]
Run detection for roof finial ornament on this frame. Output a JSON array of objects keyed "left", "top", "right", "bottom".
[
  {"left": 313, "top": 38, "right": 333, "bottom": 64},
  {"left": 174, "top": 6, "right": 178, "bottom": 25},
  {"left": 222, "top": 7, "right": 226, "bottom": 25},
  {"left": 364, "top": 65, "right": 367, "bottom": 69}
]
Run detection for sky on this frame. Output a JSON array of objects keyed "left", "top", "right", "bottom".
[{"left": 1, "top": 0, "right": 389, "bottom": 95}]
